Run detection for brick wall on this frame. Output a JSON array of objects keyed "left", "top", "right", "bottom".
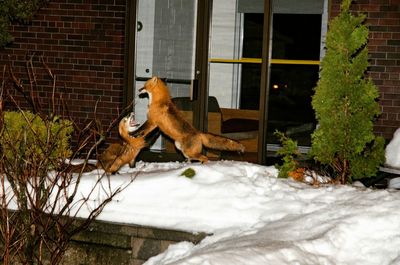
[
  {"left": 0, "top": 0, "right": 128, "bottom": 142},
  {"left": 330, "top": 0, "right": 400, "bottom": 140},
  {"left": 2, "top": 0, "right": 399, "bottom": 146}
]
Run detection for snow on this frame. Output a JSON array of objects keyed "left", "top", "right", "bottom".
[
  {"left": 385, "top": 128, "right": 400, "bottom": 168},
  {"left": 383, "top": 128, "right": 400, "bottom": 189},
  {"left": 5, "top": 131, "right": 400, "bottom": 264},
  {"left": 75, "top": 159, "right": 400, "bottom": 265}
]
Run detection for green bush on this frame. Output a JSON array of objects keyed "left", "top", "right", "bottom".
[
  {"left": 0, "top": 0, "right": 49, "bottom": 47},
  {"left": 1, "top": 111, "right": 73, "bottom": 166},
  {"left": 275, "top": 131, "right": 300, "bottom": 178},
  {"left": 310, "top": 0, "right": 385, "bottom": 183}
]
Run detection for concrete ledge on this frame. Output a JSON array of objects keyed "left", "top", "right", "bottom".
[{"left": 61, "top": 219, "right": 207, "bottom": 265}]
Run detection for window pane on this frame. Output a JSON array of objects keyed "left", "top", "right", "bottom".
[
  {"left": 272, "top": 14, "right": 322, "bottom": 60},
  {"left": 268, "top": 64, "right": 319, "bottom": 146},
  {"left": 240, "top": 13, "right": 322, "bottom": 146}
]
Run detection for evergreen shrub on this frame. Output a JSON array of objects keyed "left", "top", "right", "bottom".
[
  {"left": 1, "top": 111, "right": 73, "bottom": 166},
  {"left": 275, "top": 131, "right": 300, "bottom": 178},
  {"left": 0, "top": 0, "right": 49, "bottom": 47},
  {"left": 310, "top": 0, "right": 385, "bottom": 183}
]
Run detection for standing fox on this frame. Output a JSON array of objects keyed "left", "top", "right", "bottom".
[
  {"left": 138, "top": 76, "right": 245, "bottom": 163},
  {"left": 97, "top": 113, "right": 157, "bottom": 173}
]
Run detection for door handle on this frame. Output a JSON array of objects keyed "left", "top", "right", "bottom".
[{"left": 190, "top": 79, "right": 198, "bottom": 101}]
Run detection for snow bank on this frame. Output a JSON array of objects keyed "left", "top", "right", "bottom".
[
  {"left": 90, "top": 160, "right": 400, "bottom": 265},
  {"left": 5, "top": 159, "right": 400, "bottom": 264}
]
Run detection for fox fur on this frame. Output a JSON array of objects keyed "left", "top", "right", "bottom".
[
  {"left": 138, "top": 76, "right": 245, "bottom": 163},
  {"left": 97, "top": 115, "right": 156, "bottom": 174}
]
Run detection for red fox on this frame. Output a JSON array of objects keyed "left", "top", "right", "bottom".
[
  {"left": 97, "top": 113, "right": 157, "bottom": 173},
  {"left": 138, "top": 76, "right": 245, "bottom": 163}
]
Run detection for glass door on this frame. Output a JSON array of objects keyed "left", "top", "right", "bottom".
[
  {"left": 207, "top": 0, "right": 265, "bottom": 163},
  {"left": 134, "top": 0, "right": 199, "bottom": 160},
  {"left": 131, "top": 0, "right": 326, "bottom": 163},
  {"left": 267, "top": 0, "right": 327, "bottom": 153},
  {"left": 207, "top": 0, "right": 327, "bottom": 163}
]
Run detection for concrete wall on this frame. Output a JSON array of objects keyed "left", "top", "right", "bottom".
[{"left": 62, "top": 220, "right": 206, "bottom": 265}]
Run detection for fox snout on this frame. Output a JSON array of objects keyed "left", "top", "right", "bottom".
[
  {"left": 138, "top": 86, "right": 149, "bottom": 99},
  {"left": 138, "top": 86, "right": 146, "bottom": 94},
  {"left": 128, "top": 113, "right": 141, "bottom": 132}
]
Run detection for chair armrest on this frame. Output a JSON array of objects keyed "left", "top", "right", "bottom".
[{"left": 220, "top": 108, "right": 259, "bottom": 121}]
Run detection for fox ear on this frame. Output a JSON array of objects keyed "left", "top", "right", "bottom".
[{"left": 151, "top": 76, "right": 158, "bottom": 84}]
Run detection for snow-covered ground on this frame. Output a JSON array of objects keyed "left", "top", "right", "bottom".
[
  {"left": 5, "top": 131, "right": 400, "bottom": 264},
  {"left": 69, "top": 158, "right": 399, "bottom": 265}
]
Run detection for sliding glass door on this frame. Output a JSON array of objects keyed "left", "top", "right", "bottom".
[
  {"left": 206, "top": 0, "right": 327, "bottom": 162},
  {"left": 133, "top": 0, "right": 198, "bottom": 159},
  {"left": 267, "top": 1, "right": 327, "bottom": 152},
  {"left": 128, "top": 0, "right": 327, "bottom": 164},
  {"left": 207, "top": 0, "right": 265, "bottom": 162}
]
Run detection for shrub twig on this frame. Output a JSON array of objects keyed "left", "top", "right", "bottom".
[{"left": 0, "top": 55, "right": 137, "bottom": 265}]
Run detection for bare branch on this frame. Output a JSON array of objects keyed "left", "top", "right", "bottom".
[{"left": 0, "top": 54, "right": 136, "bottom": 265}]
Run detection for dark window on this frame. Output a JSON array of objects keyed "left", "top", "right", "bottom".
[
  {"left": 240, "top": 13, "right": 322, "bottom": 145},
  {"left": 272, "top": 14, "right": 321, "bottom": 60}
]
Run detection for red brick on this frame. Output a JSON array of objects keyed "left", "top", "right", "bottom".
[
  {"left": 0, "top": 0, "right": 126, "bottom": 145},
  {"left": 379, "top": 18, "right": 400, "bottom": 25},
  {"left": 377, "top": 45, "right": 397, "bottom": 52}
]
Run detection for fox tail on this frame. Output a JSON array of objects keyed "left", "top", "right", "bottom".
[{"left": 201, "top": 133, "right": 245, "bottom": 153}]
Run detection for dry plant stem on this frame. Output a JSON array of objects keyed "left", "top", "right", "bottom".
[
  {"left": 0, "top": 67, "right": 15, "bottom": 263},
  {"left": 0, "top": 175, "right": 11, "bottom": 264},
  {"left": 331, "top": 158, "right": 348, "bottom": 184},
  {"left": 0, "top": 55, "right": 138, "bottom": 265},
  {"left": 341, "top": 159, "right": 348, "bottom": 184},
  {"left": 39, "top": 56, "right": 57, "bottom": 113}
]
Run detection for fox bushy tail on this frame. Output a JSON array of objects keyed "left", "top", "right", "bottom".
[{"left": 201, "top": 133, "right": 245, "bottom": 152}]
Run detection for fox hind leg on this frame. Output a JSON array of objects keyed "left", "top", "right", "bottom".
[
  {"left": 181, "top": 148, "right": 208, "bottom": 163},
  {"left": 128, "top": 149, "right": 140, "bottom": 168},
  {"left": 180, "top": 140, "right": 208, "bottom": 163},
  {"left": 187, "top": 153, "right": 208, "bottom": 163}
]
